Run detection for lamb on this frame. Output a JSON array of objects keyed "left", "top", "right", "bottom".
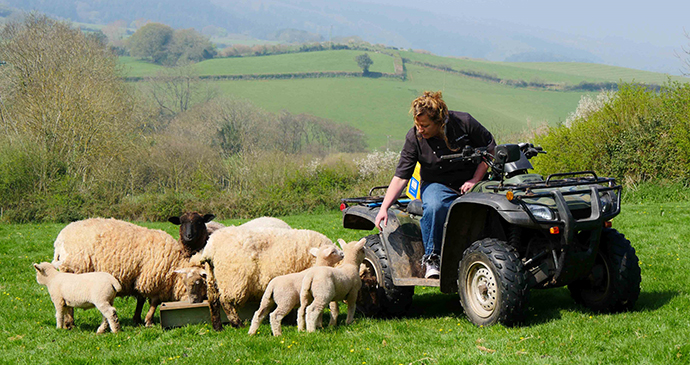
[
  {"left": 51, "top": 218, "right": 203, "bottom": 327},
  {"left": 239, "top": 216, "right": 291, "bottom": 230},
  {"left": 196, "top": 225, "right": 336, "bottom": 330},
  {"left": 248, "top": 245, "right": 344, "bottom": 336},
  {"left": 33, "top": 262, "right": 122, "bottom": 334},
  {"left": 298, "top": 238, "right": 366, "bottom": 333}
]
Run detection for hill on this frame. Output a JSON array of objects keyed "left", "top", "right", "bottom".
[{"left": 120, "top": 49, "right": 685, "bottom": 150}]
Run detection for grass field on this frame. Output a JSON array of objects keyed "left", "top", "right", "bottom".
[{"left": 1, "top": 203, "right": 689, "bottom": 364}]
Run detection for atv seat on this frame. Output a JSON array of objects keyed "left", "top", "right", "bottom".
[{"left": 407, "top": 199, "right": 423, "bottom": 216}]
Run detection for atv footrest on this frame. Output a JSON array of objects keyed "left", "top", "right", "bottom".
[{"left": 393, "top": 277, "right": 440, "bottom": 287}]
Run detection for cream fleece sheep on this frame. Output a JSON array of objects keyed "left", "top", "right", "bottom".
[
  {"left": 51, "top": 218, "right": 201, "bottom": 327},
  {"left": 34, "top": 262, "right": 122, "bottom": 334},
  {"left": 197, "top": 225, "right": 336, "bottom": 329},
  {"left": 239, "top": 217, "right": 291, "bottom": 230},
  {"left": 298, "top": 238, "right": 366, "bottom": 333},
  {"left": 248, "top": 245, "right": 344, "bottom": 336}
]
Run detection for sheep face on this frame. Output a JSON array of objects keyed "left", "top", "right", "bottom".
[
  {"left": 175, "top": 267, "right": 208, "bottom": 303},
  {"left": 33, "top": 262, "right": 55, "bottom": 285},
  {"left": 169, "top": 212, "right": 215, "bottom": 254}
]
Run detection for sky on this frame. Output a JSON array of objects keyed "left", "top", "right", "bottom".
[{"left": 353, "top": 0, "right": 690, "bottom": 75}]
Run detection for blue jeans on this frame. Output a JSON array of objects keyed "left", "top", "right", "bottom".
[{"left": 420, "top": 182, "right": 459, "bottom": 257}]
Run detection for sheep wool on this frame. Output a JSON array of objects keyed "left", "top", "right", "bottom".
[
  {"left": 200, "top": 225, "right": 335, "bottom": 329},
  {"left": 52, "top": 218, "right": 199, "bottom": 327}
]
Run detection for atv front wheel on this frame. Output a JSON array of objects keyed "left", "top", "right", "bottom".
[
  {"left": 568, "top": 228, "right": 641, "bottom": 312},
  {"left": 458, "top": 238, "right": 529, "bottom": 326},
  {"left": 357, "top": 234, "right": 414, "bottom": 317}
]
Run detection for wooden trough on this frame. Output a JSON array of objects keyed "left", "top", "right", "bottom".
[{"left": 159, "top": 300, "right": 259, "bottom": 329}]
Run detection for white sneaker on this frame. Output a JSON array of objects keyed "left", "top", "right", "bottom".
[{"left": 423, "top": 254, "right": 440, "bottom": 279}]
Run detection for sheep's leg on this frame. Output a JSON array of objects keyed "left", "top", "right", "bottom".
[
  {"left": 297, "top": 292, "right": 312, "bottom": 332},
  {"left": 219, "top": 301, "right": 242, "bottom": 328},
  {"left": 305, "top": 299, "right": 328, "bottom": 333},
  {"left": 96, "top": 302, "right": 120, "bottom": 333},
  {"left": 63, "top": 307, "right": 75, "bottom": 329},
  {"left": 144, "top": 297, "right": 160, "bottom": 327},
  {"left": 204, "top": 262, "right": 224, "bottom": 331},
  {"left": 268, "top": 304, "right": 294, "bottom": 336},
  {"left": 345, "top": 291, "right": 358, "bottom": 325},
  {"left": 97, "top": 317, "right": 109, "bottom": 334},
  {"left": 248, "top": 304, "right": 271, "bottom": 335},
  {"left": 54, "top": 301, "right": 66, "bottom": 329},
  {"left": 133, "top": 294, "right": 145, "bottom": 325},
  {"left": 328, "top": 301, "right": 339, "bottom": 327}
]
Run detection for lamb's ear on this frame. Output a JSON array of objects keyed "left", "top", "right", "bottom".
[
  {"left": 33, "top": 263, "right": 41, "bottom": 272},
  {"left": 173, "top": 268, "right": 188, "bottom": 275},
  {"left": 336, "top": 239, "right": 346, "bottom": 249},
  {"left": 309, "top": 247, "right": 319, "bottom": 257},
  {"left": 168, "top": 216, "right": 181, "bottom": 225},
  {"left": 355, "top": 238, "right": 367, "bottom": 249},
  {"left": 203, "top": 214, "right": 215, "bottom": 223}
]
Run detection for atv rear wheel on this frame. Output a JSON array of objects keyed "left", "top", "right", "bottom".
[
  {"left": 568, "top": 228, "right": 641, "bottom": 312},
  {"left": 458, "top": 238, "right": 529, "bottom": 326},
  {"left": 357, "top": 234, "right": 414, "bottom": 317}
]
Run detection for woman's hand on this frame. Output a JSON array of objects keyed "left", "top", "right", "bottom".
[{"left": 374, "top": 209, "right": 388, "bottom": 230}]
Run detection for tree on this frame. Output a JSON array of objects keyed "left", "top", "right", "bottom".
[
  {"left": 168, "top": 28, "right": 217, "bottom": 64},
  {"left": 682, "top": 30, "right": 690, "bottom": 76},
  {"left": 127, "top": 22, "right": 173, "bottom": 64},
  {"left": 355, "top": 53, "right": 373, "bottom": 74},
  {"left": 145, "top": 63, "right": 217, "bottom": 121},
  {"left": 0, "top": 14, "right": 138, "bottom": 194}
]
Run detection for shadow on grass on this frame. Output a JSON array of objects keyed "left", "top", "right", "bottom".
[{"left": 385, "top": 287, "right": 673, "bottom": 325}]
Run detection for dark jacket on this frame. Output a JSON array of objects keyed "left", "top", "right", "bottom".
[{"left": 394, "top": 111, "right": 495, "bottom": 191}]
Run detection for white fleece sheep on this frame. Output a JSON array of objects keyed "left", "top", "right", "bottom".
[
  {"left": 51, "top": 218, "right": 201, "bottom": 327},
  {"left": 239, "top": 216, "right": 291, "bottom": 230},
  {"left": 197, "top": 225, "right": 336, "bottom": 329},
  {"left": 298, "top": 238, "right": 366, "bottom": 333},
  {"left": 248, "top": 245, "right": 344, "bottom": 336},
  {"left": 34, "top": 262, "right": 122, "bottom": 334}
]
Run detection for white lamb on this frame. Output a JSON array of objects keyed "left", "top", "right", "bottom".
[
  {"left": 51, "top": 218, "right": 203, "bottom": 327},
  {"left": 248, "top": 245, "right": 344, "bottom": 336},
  {"left": 298, "top": 238, "right": 366, "bottom": 333},
  {"left": 33, "top": 262, "right": 122, "bottom": 334},
  {"left": 196, "top": 225, "right": 336, "bottom": 330}
]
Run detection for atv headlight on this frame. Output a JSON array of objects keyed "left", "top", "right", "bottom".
[
  {"left": 600, "top": 191, "right": 617, "bottom": 214},
  {"left": 525, "top": 204, "right": 556, "bottom": 221}
]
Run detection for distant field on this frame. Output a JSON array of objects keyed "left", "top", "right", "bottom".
[
  {"left": 400, "top": 50, "right": 686, "bottom": 86},
  {"left": 120, "top": 49, "right": 685, "bottom": 149}
]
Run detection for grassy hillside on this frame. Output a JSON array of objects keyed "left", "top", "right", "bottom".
[{"left": 120, "top": 50, "right": 685, "bottom": 149}]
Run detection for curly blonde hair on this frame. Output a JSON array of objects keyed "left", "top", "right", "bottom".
[
  {"left": 410, "top": 91, "right": 448, "bottom": 125},
  {"left": 410, "top": 91, "right": 459, "bottom": 150}
]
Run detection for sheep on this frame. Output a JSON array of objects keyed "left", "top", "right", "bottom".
[
  {"left": 51, "top": 218, "right": 202, "bottom": 327},
  {"left": 248, "top": 245, "right": 344, "bottom": 336},
  {"left": 168, "top": 212, "right": 217, "bottom": 256},
  {"left": 33, "top": 262, "right": 122, "bottom": 334},
  {"left": 298, "top": 238, "right": 366, "bottom": 333},
  {"left": 239, "top": 216, "right": 291, "bottom": 230},
  {"left": 174, "top": 267, "right": 208, "bottom": 303},
  {"left": 196, "top": 225, "right": 336, "bottom": 330}
]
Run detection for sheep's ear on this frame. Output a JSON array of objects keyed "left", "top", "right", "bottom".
[
  {"left": 173, "top": 269, "right": 188, "bottom": 275},
  {"left": 336, "top": 239, "right": 346, "bottom": 249},
  {"left": 168, "top": 216, "right": 181, "bottom": 225},
  {"left": 203, "top": 214, "right": 215, "bottom": 223},
  {"left": 355, "top": 238, "right": 367, "bottom": 250},
  {"left": 309, "top": 247, "right": 319, "bottom": 257},
  {"left": 33, "top": 263, "right": 41, "bottom": 272}
]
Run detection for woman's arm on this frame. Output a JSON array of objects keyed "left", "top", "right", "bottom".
[{"left": 374, "top": 176, "right": 410, "bottom": 230}]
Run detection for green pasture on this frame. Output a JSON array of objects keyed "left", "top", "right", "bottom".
[
  {"left": 1, "top": 203, "right": 689, "bottom": 364},
  {"left": 194, "top": 50, "right": 395, "bottom": 76},
  {"left": 211, "top": 63, "right": 585, "bottom": 149},
  {"left": 400, "top": 50, "right": 686, "bottom": 86}
]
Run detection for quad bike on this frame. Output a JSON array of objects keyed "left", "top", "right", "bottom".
[{"left": 340, "top": 143, "right": 641, "bottom": 326}]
